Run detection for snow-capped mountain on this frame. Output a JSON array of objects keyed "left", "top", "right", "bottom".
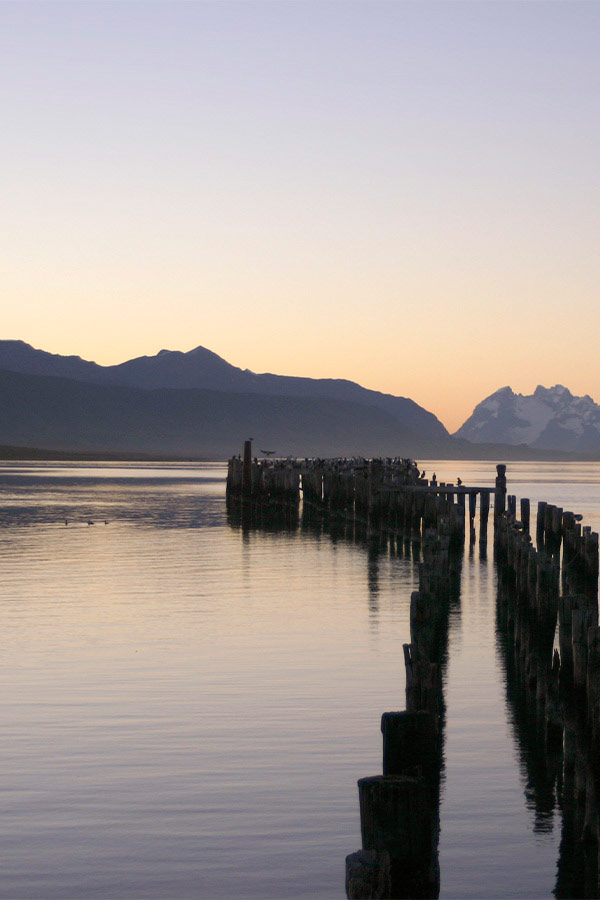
[{"left": 455, "top": 385, "right": 600, "bottom": 453}]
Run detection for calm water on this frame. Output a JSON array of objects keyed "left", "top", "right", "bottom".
[{"left": 1, "top": 460, "right": 599, "bottom": 899}]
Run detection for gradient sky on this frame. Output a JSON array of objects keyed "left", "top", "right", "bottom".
[{"left": 2, "top": 1, "right": 599, "bottom": 431}]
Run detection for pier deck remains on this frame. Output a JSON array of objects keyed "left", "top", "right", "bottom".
[{"left": 227, "top": 441, "right": 497, "bottom": 547}]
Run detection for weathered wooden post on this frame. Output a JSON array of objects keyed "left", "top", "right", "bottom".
[
  {"left": 559, "top": 595, "right": 583, "bottom": 682},
  {"left": 226, "top": 456, "right": 243, "bottom": 495},
  {"left": 520, "top": 498, "right": 530, "bottom": 535},
  {"left": 357, "top": 775, "right": 437, "bottom": 898},
  {"left": 468, "top": 492, "right": 476, "bottom": 542},
  {"left": 536, "top": 501, "right": 547, "bottom": 550},
  {"left": 586, "top": 627, "right": 600, "bottom": 746},
  {"left": 479, "top": 491, "right": 490, "bottom": 545},
  {"left": 345, "top": 849, "right": 391, "bottom": 900},
  {"left": 242, "top": 440, "right": 253, "bottom": 497},
  {"left": 381, "top": 710, "right": 439, "bottom": 778},
  {"left": 573, "top": 608, "right": 598, "bottom": 691},
  {"left": 494, "top": 465, "right": 507, "bottom": 531}
]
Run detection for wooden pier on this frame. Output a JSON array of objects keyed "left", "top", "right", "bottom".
[
  {"left": 226, "top": 444, "right": 600, "bottom": 899},
  {"left": 227, "top": 440, "right": 497, "bottom": 547}
]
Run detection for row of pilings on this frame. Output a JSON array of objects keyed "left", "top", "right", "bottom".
[
  {"left": 227, "top": 449, "right": 600, "bottom": 896},
  {"left": 345, "top": 514, "right": 462, "bottom": 899},
  {"left": 226, "top": 447, "right": 477, "bottom": 899},
  {"left": 495, "top": 496, "right": 600, "bottom": 896},
  {"left": 226, "top": 444, "right": 499, "bottom": 549}
]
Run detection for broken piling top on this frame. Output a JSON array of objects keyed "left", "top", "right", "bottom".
[{"left": 494, "top": 463, "right": 507, "bottom": 521}]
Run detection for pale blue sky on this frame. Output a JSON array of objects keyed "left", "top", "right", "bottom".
[{"left": 2, "top": 1, "right": 598, "bottom": 429}]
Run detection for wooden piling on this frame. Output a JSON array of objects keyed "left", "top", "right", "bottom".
[
  {"left": 573, "top": 608, "right": 598, "bottom": 691},
  {"left": 494, "top": 464, "right": 507, "bottom": 529},
  {"left": 479, "top": 491, "right": 490, "bottom": 544},
  {"left": 467, "top": 492, "right": 476, "bottom": 542},
  {"left": 357, "top": 775, "right": 437, "bottom": 898},
  {"left": 345, "top": 849, "right": 391, "bottom": 900},
  {"left": 537, "top": 501, "right": 547, "bottom": 549},
  {"left": 242, "top": 439, "right": 252, "bottom": 497},
  {"left": 381, "top": 711, "right": 438, "bottom": 779},
  {"left": 586, "top": 627, "right": 600, "bottom": 744},
  {"left": 520, "top": 498, "right": 530, "bottom": 535}
]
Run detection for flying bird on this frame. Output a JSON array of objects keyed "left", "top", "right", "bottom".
[{"left": 260, "top": 449, "right": 276, "bottom": 456}]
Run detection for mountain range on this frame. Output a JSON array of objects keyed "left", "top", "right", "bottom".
[
  {"left": 0, "top": 339, "right": 446, "bottom": 437},
  {"left": 455, "top": 385, "right": 600, "bottom": 453},
  {"left": 0, "top": 340, "right": 449, "bottom": 458},
  {"left": 0, "top": 340, "right": 598, "bottom": 459}
]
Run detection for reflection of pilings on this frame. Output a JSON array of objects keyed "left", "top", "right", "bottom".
[
  {"left": 227, "top": 491, "right": 425, "bottom": 577},
  {"left": 495, "top": 480, "right": 600, "bottom": 898},
  {"left": 496, "top": 604, "right": 561, "bottom": 829},
  {"left": 346, "top": 506, "right": 461, "bottom": 899},
  {"left": 497, "top": 573, "right": 600, "bottom": 898},
  {"left": 225, "top": 493, "right": 300, "bottom": 534},
  {"left": 230, "top": 459, "right": 465, "bottom": 898}
]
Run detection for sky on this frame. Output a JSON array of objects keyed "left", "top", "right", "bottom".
[{"left": 1, "top": 1, "right": 599, "bottom": 432}]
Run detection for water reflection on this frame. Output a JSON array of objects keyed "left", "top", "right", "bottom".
[
  {"left": 4, "top": 461, "right": 598, "bottom": 898},
  {"left": 226, "top": 496, "right": 462, "bottom": 899},
  {"left": 229, "top": 487, "right": 600, "bottom": 899},
  {"left": 496, "top": 561, "right": 600, "bottom": 898},
  {"left": 0, "top": 471, "right": 226, "bottom": 530}
]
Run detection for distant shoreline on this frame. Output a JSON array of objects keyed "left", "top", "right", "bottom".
[
  {"left": 0, "top": 445, "right": 218, "bottom": 463},
  {"left": 0, "top": 443, "right": 598, "bottom": 464}
]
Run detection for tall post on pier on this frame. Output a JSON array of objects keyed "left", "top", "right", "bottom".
[
  {"left": 242, "top": 440, "right": 253, "bottom": 497},
  {"left": 494, "top": 464, "right": 507, "bottom": 532}
]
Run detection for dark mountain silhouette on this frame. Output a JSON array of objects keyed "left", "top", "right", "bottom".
[
  {"left": 0, "top": 367, "right": 445, "bottom": 459},
  {"left": 2, "top": 343, "right": 596, "bottom": 460},
  {"left": 0, "top": 340, "right": 447, "bottom": 440},
  {"left": 1, "top": 366, "right": 591, "bottom": 462}
]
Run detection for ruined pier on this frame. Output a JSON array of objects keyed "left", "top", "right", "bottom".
[
  {"left": 226, "top": 445, "right": 600, "bottom": 898},
  {"left": 227, "top": 440, "right": 496, "bottom": 547}
]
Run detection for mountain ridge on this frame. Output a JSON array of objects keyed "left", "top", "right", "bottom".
[
  {"left": 3, "top": 341, "right": 599, "bottom": 458},
  {"left": 0, "top": 365, "right": 443, "bottom": 459},
  {"left": 455, "top": 384, "right": 600, "bottom": 452},
  {"left": 0, "top": 340, "right": 447, "bottom": 441}
]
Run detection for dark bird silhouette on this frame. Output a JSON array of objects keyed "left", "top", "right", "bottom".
[{"left": 260, "top": 449, "right": 276, "bottom": 456}]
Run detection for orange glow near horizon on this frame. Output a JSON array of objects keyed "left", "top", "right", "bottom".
[{"left": 3, "top": 2, "right": 599, "bottom": 436}]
